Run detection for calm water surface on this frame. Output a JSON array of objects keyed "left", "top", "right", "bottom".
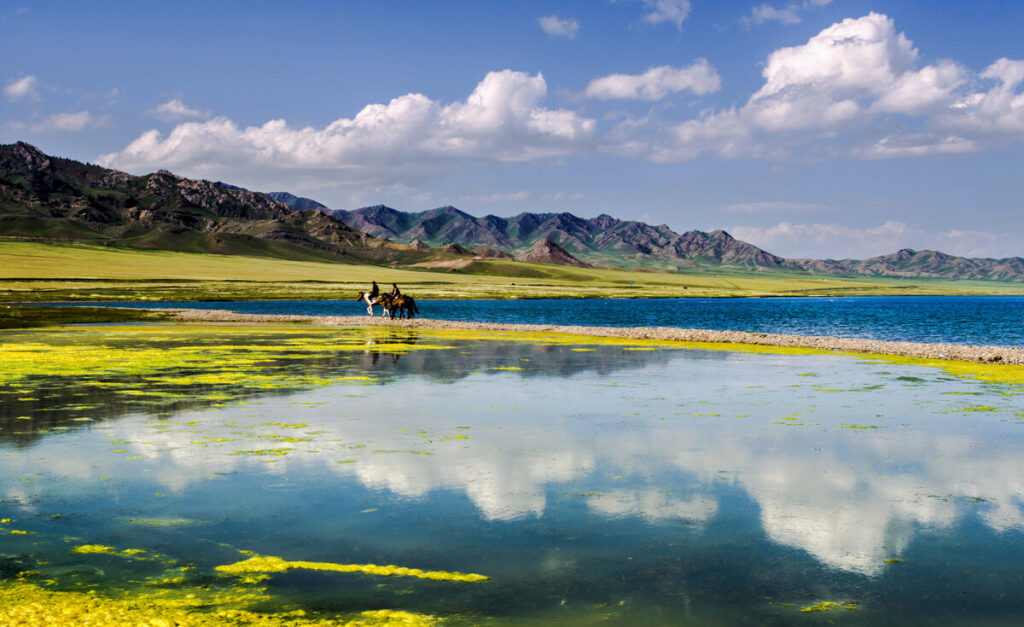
[
  {"left": 2, "top": 324, "right": 1023, "bottom": 624},
  {"left": 102, "top": 295, "right": 1024, "bottom": 347}
]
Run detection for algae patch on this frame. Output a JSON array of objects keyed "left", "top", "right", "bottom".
[{"left": 217, "top": 554, "right": 490, "bottom": 583}]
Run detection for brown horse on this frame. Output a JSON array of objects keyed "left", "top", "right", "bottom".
[
  {"left": 391, "top": 294, "right": 420, "bottom": 319},
  {"left": 373, "top": 293, "right": 398, "bottom": 319}
]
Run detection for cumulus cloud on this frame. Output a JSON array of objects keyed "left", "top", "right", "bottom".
[
  {"left": 641, "top": 0, "right": 691, "bottom": 29},
  {"left": 537, "top": 15, "right": 579, "bottom": 39},
  {"left": 148, "top": 98, "right": 212, "bottom": 122},
  {"left": 584, "top": 60, "right": 721, "bottom": 100},
  {"left": 4, "top": 75, "right": 39, "bottom": 101},
  {"left": 94, "top": 15, "right": 1024, "bottom": 196},
  {"left": 31, "top": 111, "right": 105, "bottom": 133},
  {"left": 744, "top": 13, "right": 918, "bottom": 130},
  {"left": 98, "top": 70, "right": 596, "bottom": 189},
  {"left": 651, "top": 12, "right": 1016, "bottom": 162},
  {"left": 729, "top": 220, "right": 1023, "bottom": 259},
  {"left": 940, "top": 58, "right": 1024, "bottom": 137}
]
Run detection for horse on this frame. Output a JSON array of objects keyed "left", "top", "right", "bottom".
[
  {"left": 372, "top": 293, "right": 397, "bottom": 319},
  {"left": 391, "top": 294, "right": 420, "bottom": 319},
  {"left": 355, "top": 291, "right": 376, "bottom": 316}
]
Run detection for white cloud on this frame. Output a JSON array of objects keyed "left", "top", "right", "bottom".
[
  {"left": 745, "top": 13, "right": 917, "bottom": 130},
  {"left": 149, "top": 98, "right": 211, "bottom": 122},
  {"left": 584, "top": 60, "right": 721, "bottom": 100},
  {"left": 741, "top": 0, "right": 833, "bottom": 28},
  {"left": 940, "top": 58, "right": 1024, "bottom": 137},
  {"left": 652, "top": 109, "right": 762, "bottom": 161},
  {"left": 458, "top": 191, "right": 531, "bottom": 205},
  {"left": 729, "top": 220, "right": 1024, "bottom": 259},
  {"left": 853, "top": 133, "right": 977, "bottom": 159},
  {"left": 873, "top": 60, "right": 966, "bottom": 114},
  {"left": 537, "top": 15, "right": 579, "bottom": 39},
  {"left": 4, "top": 75, "right": 39, "bottom": 101},
  {"left": 98, "top": 70, "right": 596, "bottom": 189},
  {"left": 542, "top": 191, "right": 586, "bottom": 202},
  {"left": 30, "top": 110, "right": 105, "bottom": 133},
  {"left": 649, "top": 12, "right": 1019, "bottom": 162},
  {"left": 641, "top": 0, "right": 691, "bottom": 29},
  {"left": 718, "top": 201, "right": 838, "bottom": 214},
  {"left": 744, "top": 4, "right": 801, "bottom": 27}
]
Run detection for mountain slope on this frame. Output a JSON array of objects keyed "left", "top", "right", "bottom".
[
  {"left": 327, "top": 203, "right": 1024, "bottom": 281},
  {"left": 793, "top": 249, "right": 1024, "bottom": 282},
  {"left": 331, "top": 205, "right": 787, "bottom": 270},
  {"left": 0, "top": 142, "right": 422, "bottom": 264}
]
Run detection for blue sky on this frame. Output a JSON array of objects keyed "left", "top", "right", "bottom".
[{"left": 3, "top": 1, "right": 1023, "bottom": 259}]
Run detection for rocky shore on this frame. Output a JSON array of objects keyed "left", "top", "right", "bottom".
[{"left": 166, "top": 308, "right": 1024, "bottom": 366}]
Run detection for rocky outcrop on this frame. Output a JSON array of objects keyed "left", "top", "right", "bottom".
[{"left": 514, "top": 238, "right": 592, "bottom": 267}]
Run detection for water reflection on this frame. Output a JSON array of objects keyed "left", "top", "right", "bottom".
[{"left": 2, "top": 325, "right": 1023, "bottom": 622}]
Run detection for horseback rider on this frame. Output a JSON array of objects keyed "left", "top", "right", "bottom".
[
  {"left": 391, "top": 283, "right": 401, "bottom": 297},
  {"left": 369, "top": 281, "right": 380, "bottom": 300}
]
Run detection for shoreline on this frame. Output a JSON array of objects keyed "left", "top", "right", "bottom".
[{"left": 165, "top": 308, "right": 1024, "bottom": 366}]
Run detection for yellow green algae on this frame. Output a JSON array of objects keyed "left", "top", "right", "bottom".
[
  {"left": 0, "top": 580, "right": 442, "bottom": 626},
  {"left": 0, "top": 542, "right": 462, "bottom": 625},
  {"left": 0, "top": 324, "right": 452, "bottom": 388},
  {"left": 216, "top": 554, "right": 489, "bottom": 583},
  {"left": 799, "top": 600, "right": 861, "bottom": 612},
  {"left": 71, "top": 544, "right": 148, "bottom": 558}
]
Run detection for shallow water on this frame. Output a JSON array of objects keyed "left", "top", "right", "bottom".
[
  {"left": 2, "top": 324, "right": 1024, "bottom": 624},
  {"left": 98, "top": 295, "right": 1024, "bottom": 347}
]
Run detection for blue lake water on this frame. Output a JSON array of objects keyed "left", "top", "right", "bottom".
[
  {"left": 102, "top": 295, "right": 1024, "bottom": 347},
  {"left": 3, "top": 324, "right": 1024, "bottom": 624}
]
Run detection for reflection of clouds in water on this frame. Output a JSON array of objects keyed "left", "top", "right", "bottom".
[
  {"left": 587, "top": 489, "right": 717, "bottom": 523},
  {"left": 3, "top": 350, "right": 1022, "bottom": 577}
]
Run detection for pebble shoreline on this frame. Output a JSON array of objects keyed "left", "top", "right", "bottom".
[{"left": 165, "top": 308, "right": 1024, "bottom": 366}]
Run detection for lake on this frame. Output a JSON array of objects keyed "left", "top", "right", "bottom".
[
  {"left": 2, "top": 323, "right": 1023, "bottom": 624},
  {"left": 101, "top": 295, "right": 1024, "bottom": 347}
]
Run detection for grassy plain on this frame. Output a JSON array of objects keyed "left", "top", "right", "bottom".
[{"left": 1, "top": 240, "right": 1022, "bottom": 304}]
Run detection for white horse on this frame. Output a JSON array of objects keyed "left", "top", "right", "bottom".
[{"left": 355, "top": 291, "right": 376, "bottom": 316}]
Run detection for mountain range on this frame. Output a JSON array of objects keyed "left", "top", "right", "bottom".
[
  {"left": 0, "top": 142, "right": 424, "bottom": 264},
  {"left": 2, "top": 141, "right": 1022, "bottom": 283},
  {"left": 311, "top": 202, "right": 1024, "bottom": 282}
]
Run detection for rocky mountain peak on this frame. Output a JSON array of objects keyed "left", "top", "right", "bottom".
[{"left": 12, "top": 141, "right": 50, "bottom": 171}]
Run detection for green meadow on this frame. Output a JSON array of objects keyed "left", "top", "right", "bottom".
[{"left": 1, "top": 240, "right": 1022, "bottom": 307}]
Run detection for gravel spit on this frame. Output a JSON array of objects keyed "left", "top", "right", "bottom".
[{"left": 165, "top": 308, "right": 1024, "bottom": 366}]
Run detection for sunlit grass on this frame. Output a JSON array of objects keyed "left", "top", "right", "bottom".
[{"left": 2, "top": 240, "right": 1021, "bottom": 302}]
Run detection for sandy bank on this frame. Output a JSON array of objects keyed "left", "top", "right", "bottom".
[{"left": 164, "top": 308, "right": 1024, "bottom": 366}]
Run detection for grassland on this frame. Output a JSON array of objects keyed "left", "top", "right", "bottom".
[{"left": 1, "top": 240, "right": 1022, "bottom": 305}]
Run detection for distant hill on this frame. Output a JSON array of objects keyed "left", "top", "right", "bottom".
[
  {"left": 798, "top": 249, "right": 1024, "bottom": 282},
  {"left": 0, "top": 142, "right": 424, "bottom": 264}
]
